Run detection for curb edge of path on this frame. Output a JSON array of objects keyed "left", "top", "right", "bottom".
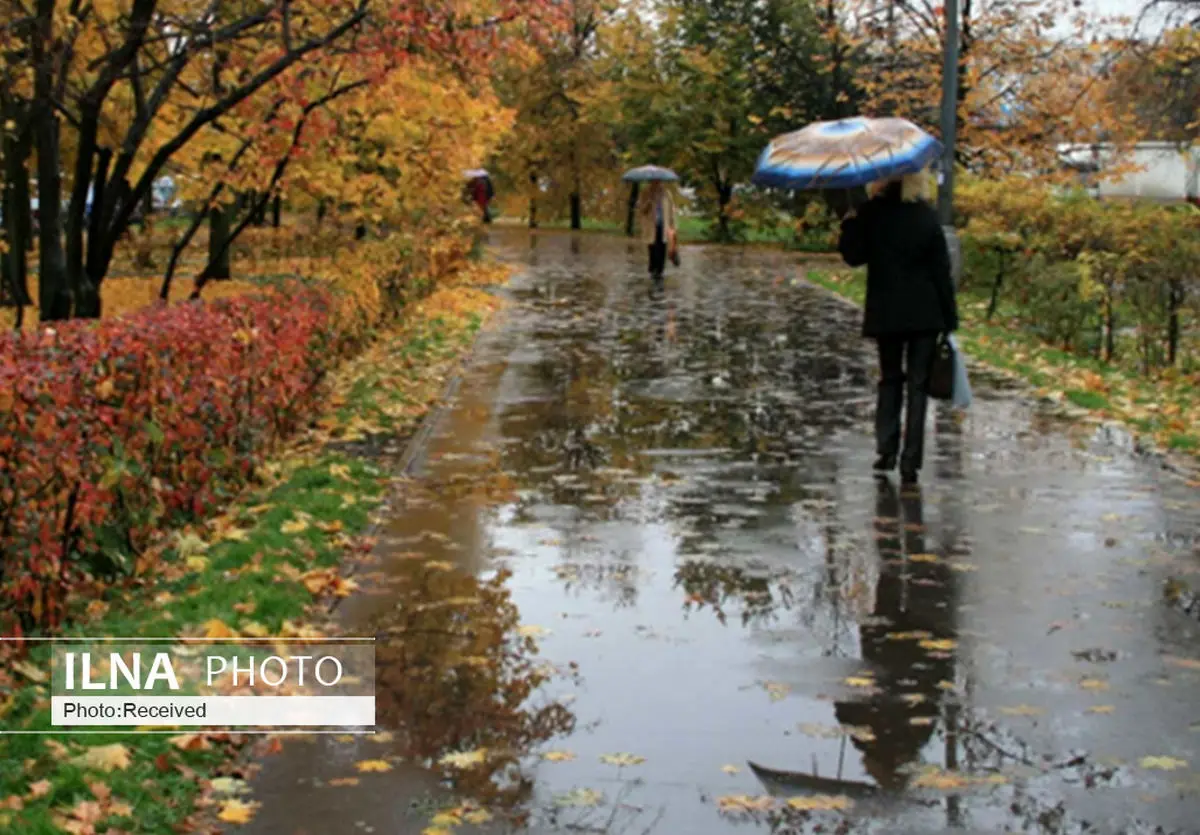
[
  {"left": 812, "top": 280, "right": 1199, "bottom": 484},
  {"left": 328, "top": 273, "right": 519, "bottom": 607}
]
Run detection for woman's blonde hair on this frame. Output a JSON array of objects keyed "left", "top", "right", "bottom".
[{"left": 870, "top": 168, "right": 934, "bottom": 202}]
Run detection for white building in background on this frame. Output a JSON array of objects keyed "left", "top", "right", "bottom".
[{"left": 1056, "top": 141, "right": 1200, "bottom": 204}]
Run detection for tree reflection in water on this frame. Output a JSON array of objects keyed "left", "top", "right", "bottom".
[{"left": 373, "top": 559, "right": 576, "bottom": 826}]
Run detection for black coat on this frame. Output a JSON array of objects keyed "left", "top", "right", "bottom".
[{"left": 837, "top": 195, "right": 959, "bottom": 339}]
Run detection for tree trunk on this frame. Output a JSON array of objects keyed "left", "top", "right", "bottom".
[
  {"left": 272, "top": 194, "right": 282, "bottom": 228},
  {"left": 208, "top": 205, "right": 232, "bottom": 280},
  {"left": 528, "top": 172, "right": 539, "bottom": 229},
  {"left": 625, "top": 182, "right": 640, "bottom": 237},
  {"left": 716, "top": 182, "right": 733, "bottom": 241},
  {"left": 1167, "top": 278, "right": 1182, "bottom": 366},
  {"left": 70, "top": 137, "right": 110, "bottom": 320},
  {"left": 34, "top": 0, "right": 71, "bottom": 321},
  {"left": 569, "top": 193, "right": 582, "bottom": 230},
  {"left": 2, "top": 126, "right": 33, "bottom": 315}
]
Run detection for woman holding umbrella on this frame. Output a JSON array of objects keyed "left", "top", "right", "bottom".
[
  {"left": 838, "top": 171, "right": 957, "bottom": 484},
  {"left": 752, "top": 117, "right": 959, "bottom": 485},
  {"left": 625, "top": 166, "right": 680, "bottom": 283}
]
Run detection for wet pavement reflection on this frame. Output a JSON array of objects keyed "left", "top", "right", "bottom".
[{"left": 239, "top": 228, "right": 1200, "bottom": 835}]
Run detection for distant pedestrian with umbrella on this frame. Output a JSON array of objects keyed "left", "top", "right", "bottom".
[
  {"left": 625, "top": 166, "right": 680, "bottom": 283},
  {"left": 464, "top": 168, "right": 494, "bottom": 223},
  {"left": 752, "top": 117, "right": 961, "bottom": 485}
]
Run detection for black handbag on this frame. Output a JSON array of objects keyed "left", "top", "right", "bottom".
[{"left": 926, "top": 335, "right": 955, "bottom": 400}]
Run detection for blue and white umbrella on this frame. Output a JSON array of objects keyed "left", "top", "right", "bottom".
[
  {"left": 752, "top": 117, "right": 942, "bottom": 191},
  {"left": 622, "top": 165, "right": 679, "bottom": 183}
]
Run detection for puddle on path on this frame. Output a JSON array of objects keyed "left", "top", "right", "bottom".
[{"left": 237, "top": 229, "right": 1200, "bottom": 835}]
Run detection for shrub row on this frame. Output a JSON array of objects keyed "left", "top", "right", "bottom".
[
  {"left": 956, "top": 177, "right": 1200, "bottom": 373},
  {"left": 0, "top": 284, "right": 345, "bottom": 633}
]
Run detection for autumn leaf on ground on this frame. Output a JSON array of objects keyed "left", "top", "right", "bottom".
[
  {"left": 168, "top": 733, "right": 211, "bottom": 751},
  {"left": 786, "top": 795, "right": 853, "bottom": 811},
  {"left": 543, "top": 750, "right": 576, "bottom": 762},
  {"left": 517, "top": 625, "right": 550, "bottom": 638},
  {"left": 599, "top": 753, "right": 645, "bottom": 767},
  {"left": 72, "top": 744, "right": 131, "bottom": 772},
  {"left": 12, "top": 661, "right": 47, "bottom": 683},
  {"left": 217, "top": 799, "right": 260, "bottom": 824},
  {"left": 920, "top": 638, "right": 957, "bottom": 651},
  {"left": 175, "top": 532, "right": 209, "bottom": 558},
  {"left": 553, "top": 788, "right": 604, "bottom": 808},
  {"left": 328, "top": 777, "right": 360, "bottom": 787},
  {"left": 222, "top": 527, "right": 250, "bottom": 542},
  {"left": 844, "top": 676, "right": 876, "bottom": 688},
  {"left": 26, "top": 780, "right": 51, "bottom": 799},
  {"left": 210, "top": 777, "right": 250, "bottom": 795},
  {"left": 912, "top": 768, "right": 1008, "bottom": 790},
  {"left": 909, "top": 553, "right": 939, "bottom": 563},
  {"left": 1087, "top": 705, "right": 1116, "bottom": 714},
  {"left": 203, "top": 619, "right": 237, "bottom": 639},
  {"left": 439, "top": 749, "right": 487, "bottom": 769},
  {"left": 722, "top": 764, "right": 741, "bottom": 774},
  {"left": 355, "top": 759, "right": 393, "bottom": 773},
  {"left": 1080, "top": 678, "right": 1110, "bottom": 691},
  {"left": 1140, "top": 756, "right": 1188, "bottom": 771},
  {"left": 281, "top": 518, "right": 310, "bottom": 535},
  {"left": 330, "top": 464, "right": 353, "bottom": 480},
  {"left": 717, "top": 795, "right": 775, "bottom": 813}
]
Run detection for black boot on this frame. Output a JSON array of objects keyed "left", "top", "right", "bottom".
[
  {"left": 874, "top": 378, "right": 903, "bottom": 473},
  {"left": 900, "top": 386, "right": 929, "bottom": 484}
]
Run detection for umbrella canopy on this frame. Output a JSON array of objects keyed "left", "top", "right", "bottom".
[
  {"left": 463, "top": 168, "right": 489, "bottom": 180},
  {"left": 622, "top": 165, "right": 679, "bottom": 183},
  {"left": 752, "top": 117, "right": 942, "bottom": 191}
]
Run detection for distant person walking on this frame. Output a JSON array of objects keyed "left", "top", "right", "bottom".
[
  {"left": 470, "top": 175, "right": 494, "bottom": 223},
  {"left": 638, "top": 181, "right": 678, "bottom": 282},
  {"left": 837, "top": 169, "right": 958, "bottom": 485}
]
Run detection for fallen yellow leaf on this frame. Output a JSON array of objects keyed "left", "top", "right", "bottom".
[
  {"left": 281, "top": 518, "right": 310, "bottom": 535},
  {"left": 328, "top": 777, "right": 360, "bottom": 787},
  {"left": 909, "top": 553, "right": 939, "bottom": 563},
  {"left": 542, "top": 750, "right": 576, "bottom": 762},
  {"left": 517, "top": 625, "right": 550, "bottom": 638},
  {"left": 12, "top": 661, "right": 47, "bottom": 684},
  {"left": 217, "top": 799, "right": 260, "bottom": 824},
  {"left": 1140, "top": 755, "right": 1188, "bottom": 771},
  {"left": 355, "top": 759, "right": 393, "bottom": 773},
  {"left": 203, "top": 619, "right": 236, "bottom": 639},
  {"left": 716, "top": 795, "right": 775, "bottom": 813},
  {"left": 439, "top": 749, "right": 487, "bottom": 769},
  {"left": 721, "top": 764, "right": 741, "bottom": 775},
  {"left": 785, "top": 794, "right": 853, "bottom": 811},
  {"left": 72, "top": 744, "right": 131, "bottom": 773},
  {"left": 599, "top": 753, "right": 645, "bottom": 767},
  {"left": 844, "top": 676, "right": 876, "bottom": 688},
  {"left": 920, "top": 638, "right": 957, "bottom": 651},
  {"left": 1087, "top": 705, "right": 1116, "bottom": 715},
  {"left": 1080, "top": 678, "right": 1110, "bottom": 691}
]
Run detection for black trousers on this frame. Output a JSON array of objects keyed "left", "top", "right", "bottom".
[
  {"left": 875, "top": 334, "right": 938, "bottom": 471},
  {"left": 648, "top": 223, "right": 666, "bottom": 277}
]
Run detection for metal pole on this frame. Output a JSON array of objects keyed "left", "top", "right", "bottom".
[{"left": 937, "top": 0, "right": 962, "bottom": 287}]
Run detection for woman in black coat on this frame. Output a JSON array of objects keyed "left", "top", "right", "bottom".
[{"left": 837, "top": 170, "right": 958, "bottom": 484}]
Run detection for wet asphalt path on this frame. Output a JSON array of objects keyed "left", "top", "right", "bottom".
[{"left": 236, "top": 228, "right": 1200, "bottom": 835}]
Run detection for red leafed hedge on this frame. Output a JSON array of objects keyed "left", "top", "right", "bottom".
[{"left": 0, "top": 285, "right": 342, "bottom": 633}]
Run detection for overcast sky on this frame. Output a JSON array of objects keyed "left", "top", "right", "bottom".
[{"left": 1056, "top": 0, "right": 1174, "bottom": 37}]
